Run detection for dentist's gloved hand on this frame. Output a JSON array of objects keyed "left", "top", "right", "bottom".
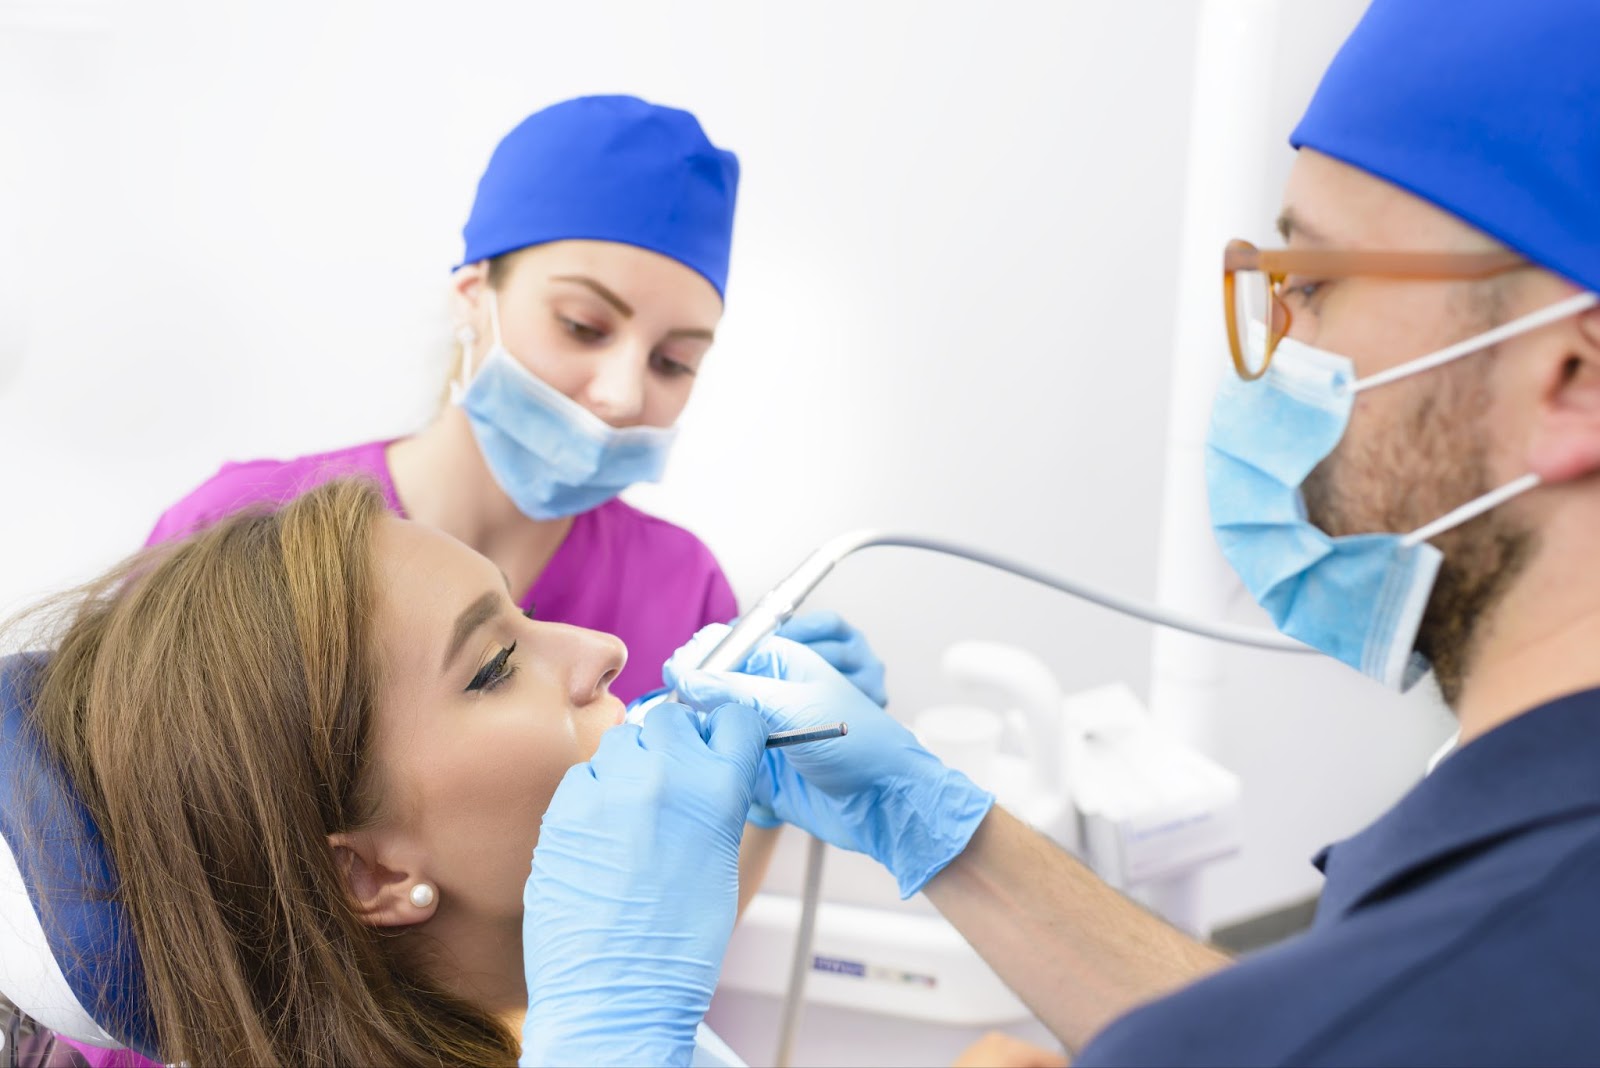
[
  {"left": 519, "top": 702, "right": 765, "bottom": 1068},
  {"left": 776, "top": 609, "right": 889, "bottom": 707},
  {"left": 665, "top": 626, "right": 995, "bottom": 899}
]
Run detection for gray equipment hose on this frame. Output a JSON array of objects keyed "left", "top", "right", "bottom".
[{"left": 772, "top": 836, "right": 826, "bottom": 1068}]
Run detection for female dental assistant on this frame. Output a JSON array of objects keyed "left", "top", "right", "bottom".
[{"left": 147, "top": 95, "right": 780, "bottom": 705}]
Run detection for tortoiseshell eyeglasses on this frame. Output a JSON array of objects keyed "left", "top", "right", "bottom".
[{"left": 1222, "top": 238, "right": 1528, "bottom": 380}]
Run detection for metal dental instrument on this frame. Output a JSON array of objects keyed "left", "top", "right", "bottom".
[
  {"left": 626, "top": 692, "right": 847, "bottom": 748},
  {"left": 765, "top": 723, "right": 848, "bottom": 748}
]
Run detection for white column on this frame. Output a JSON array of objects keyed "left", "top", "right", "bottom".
[
  {"left": 1149, "top": 0, "right": 1282, "bottom": 755},
  {"left": 1144, "top": 0, "right": 1283, "bottom": 936}
]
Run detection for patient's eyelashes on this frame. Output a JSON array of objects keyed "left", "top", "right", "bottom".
[{"left": 467, "top": 642, "right": 518, "bottom": 693}]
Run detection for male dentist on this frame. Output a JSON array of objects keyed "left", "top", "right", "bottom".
[{"left": 520, "top": 1, "right": 1600, "bottom": 1063}]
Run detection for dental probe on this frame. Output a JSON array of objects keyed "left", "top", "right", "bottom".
[
  {"left": 625, "top": 692, "right": 848, "bottom": 747},
  {"left": 765, "top": 723, "right": 847, "bottom": 748}
]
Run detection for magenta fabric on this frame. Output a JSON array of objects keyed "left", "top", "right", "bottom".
[
  {"left": 146, "top": 440, "right": 738, "bottom": 702},
  {"left": 54, "top": 1037, "right": 153, "bottom": 1067}
]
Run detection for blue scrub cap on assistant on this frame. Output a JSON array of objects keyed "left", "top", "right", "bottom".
[
  {"left": 458, "top": 95, "right": 740, "bottom": 298},
  {"left": 1291, "top": 0, "right": 1600, "bottom": 294}
]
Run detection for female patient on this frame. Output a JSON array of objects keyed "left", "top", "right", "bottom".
[
  {"left": 21, "top": 478, "right": 620, "bottom": 1064},
  {"left": 11, "top": 478, "right": 1062, "bottom": 1067}
]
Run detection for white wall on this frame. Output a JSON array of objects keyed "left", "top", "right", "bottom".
[
  {"left": 1, "top": 0, "right": 1451, "bottom": 1026},
  {"left": 2, "top": 0, "right": 1190, "bottom": 690}
]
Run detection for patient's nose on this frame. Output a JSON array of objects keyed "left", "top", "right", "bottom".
[{"left": 553, "top": 625, "right": 627, "bottom": 706}]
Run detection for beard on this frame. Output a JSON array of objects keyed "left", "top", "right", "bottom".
[
  {"left": 1416, "top": 518, "right": 1534, "bottom": 706},
  {"left": 1299, "top": 354, "right": 1534, "bottom": 707}
]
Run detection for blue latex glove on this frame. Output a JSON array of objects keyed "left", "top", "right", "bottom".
[
  {"left": 665, "top": 626, "right": 995, "bottom": 899},
  {"left": 519, "top": 702, "right": 765, "bottom": 1068},
  {"left": 775, "top": 609, "right": 890, "bottom": 707},
  {"left": 661, "top": 610, "right": 889, "bottom": 830}
]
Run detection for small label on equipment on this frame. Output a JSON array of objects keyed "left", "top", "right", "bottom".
[
  {"left": 812, "top": 955, "right": 937, "bottom": 988},
  {"left": 812, "top": 955, "right": 866, "bottom": 978}
]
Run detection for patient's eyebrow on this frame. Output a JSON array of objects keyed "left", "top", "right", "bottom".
[{"left": 443, "top": 591, "right": 501, "bottom": 673}]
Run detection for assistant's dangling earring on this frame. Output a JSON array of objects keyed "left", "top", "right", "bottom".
[
  {"left": 450, "top": 323, "right": 479, "bottom": 404},
  {"left": 409, "top": 882, "right": 436, "bottom": 909}
]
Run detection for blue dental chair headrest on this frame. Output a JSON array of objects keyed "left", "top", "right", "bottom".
[{"left": 0, "top": 653, "right": 156, "bottom": 1057}]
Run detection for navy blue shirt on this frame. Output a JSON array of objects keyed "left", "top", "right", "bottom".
[{"left": 1079, "top": 688, "right": 1600, "bottom": 1067}]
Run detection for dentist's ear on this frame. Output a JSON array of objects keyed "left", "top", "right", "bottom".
[
  {"left": 328, "top": 831, "right": 439, "bottom": 928},
  {"left": 1527, "top": 303, "right": 1600, "bottom": 484}
]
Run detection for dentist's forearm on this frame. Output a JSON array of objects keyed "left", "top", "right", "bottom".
[{"left": 923, "top": 806, "right": 1231, "bottom": 1053}]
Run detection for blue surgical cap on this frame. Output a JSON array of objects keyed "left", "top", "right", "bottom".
[
  {"left": 1291, "top": 0, "right": 1599, "bottom": 294},
  {"left": 458, "top": 95, "right": 740, "bottom": 298}
]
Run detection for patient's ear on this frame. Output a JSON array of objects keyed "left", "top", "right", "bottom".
[
  {"left": 328, "top": 831, "right": 437, "bottom": 928},
  {"left": 1527, "top": 306, "right": 1600, "bottom": 484}
]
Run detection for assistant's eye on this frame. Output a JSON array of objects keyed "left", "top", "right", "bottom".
[
  {"left": 466, "top": 641, "right": 518, "bottom": 693},
  {"left": 650, "top": 351, "right": 697, "bottom": 378},
  {"left": 558, "top": 316, "right": 607, "bottom": 344}
]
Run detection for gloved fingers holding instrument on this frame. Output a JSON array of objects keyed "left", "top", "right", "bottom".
[
  {"left": 665, "top": 626, "right": 994, "bottom": 899},
  {"left": 520, "top": 700, "right": 765, "bottom": 1068},
  {"left": 775, "top": 609, "right": 890, "bottom": 707}
]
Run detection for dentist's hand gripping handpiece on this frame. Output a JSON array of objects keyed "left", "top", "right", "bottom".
[
  {"left": 519, "top": 702, "right": 766, "bottom": 1068},
  {"left": 668, "top": 625, "right": 995, "bottom": 899},
  {"left": 776, "top": 609, "right": 889, "bottom": 707}
]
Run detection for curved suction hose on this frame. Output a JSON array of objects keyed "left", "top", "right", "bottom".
[
  {"left": 670, "top": 530, "right": 1307, "bottom": 1065},
  {"left": 698, "top": 529, "right": 1307, "bottom": 678}
]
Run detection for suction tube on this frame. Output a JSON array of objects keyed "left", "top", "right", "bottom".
[{"left": 694, "top": 529, "right": 1306, "bottom": 680}]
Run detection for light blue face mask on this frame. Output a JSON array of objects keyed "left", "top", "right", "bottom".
[
  {"left": 458, "top": 291, "right": 678, "bottom": 521},
  {"left": 1206, "top": 291, "right": 1597, "bottom": 690}
]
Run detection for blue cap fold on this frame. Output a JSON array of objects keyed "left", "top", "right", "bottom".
[
  {"left": 459, "top": 95, "right": 739, "bottom": 298},
  {"left": 1292, "top": 0, "right": 1599, "bottom": 294}
]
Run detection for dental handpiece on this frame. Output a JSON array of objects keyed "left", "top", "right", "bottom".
[
  {"left": 633, "top": 560, "right": 856, "bottom": 739},
  {"left": 625, "top": 690, "right": 848, "bottom": 749}
]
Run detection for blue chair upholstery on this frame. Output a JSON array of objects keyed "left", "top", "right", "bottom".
[{"left": 0, "top": 654, "right": 156, "bottom": 1057}]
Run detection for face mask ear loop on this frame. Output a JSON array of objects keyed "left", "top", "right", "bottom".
[
  {"left": 452, "top": 286, "right": 502, "bottom": 404},
  {"left": 1399, "top": 473, "right": 1542, "bottom": 549},
  {"left": 1347, "top": 291, "right": 1591, "bottom": 547},
  {"left": 451, "top": 321, "right": 477, "bottom": 402},
  {"left": 1351, "top": 291, "right": 1600, "bottom": 396},
  {"left": 487, "top": 286, "right": 506, "bottom": 351}
]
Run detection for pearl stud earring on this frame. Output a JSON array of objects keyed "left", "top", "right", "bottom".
[{"left": 409, "top": 883, "right": 436, "bottom": 909}]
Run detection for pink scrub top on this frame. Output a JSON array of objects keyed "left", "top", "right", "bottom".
[
  {"left": 145, "top": 439, "right": 738, "bottom": 703},
  {"left": 53, "top": 1039, "right": 150, "bottom": 1067}
]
